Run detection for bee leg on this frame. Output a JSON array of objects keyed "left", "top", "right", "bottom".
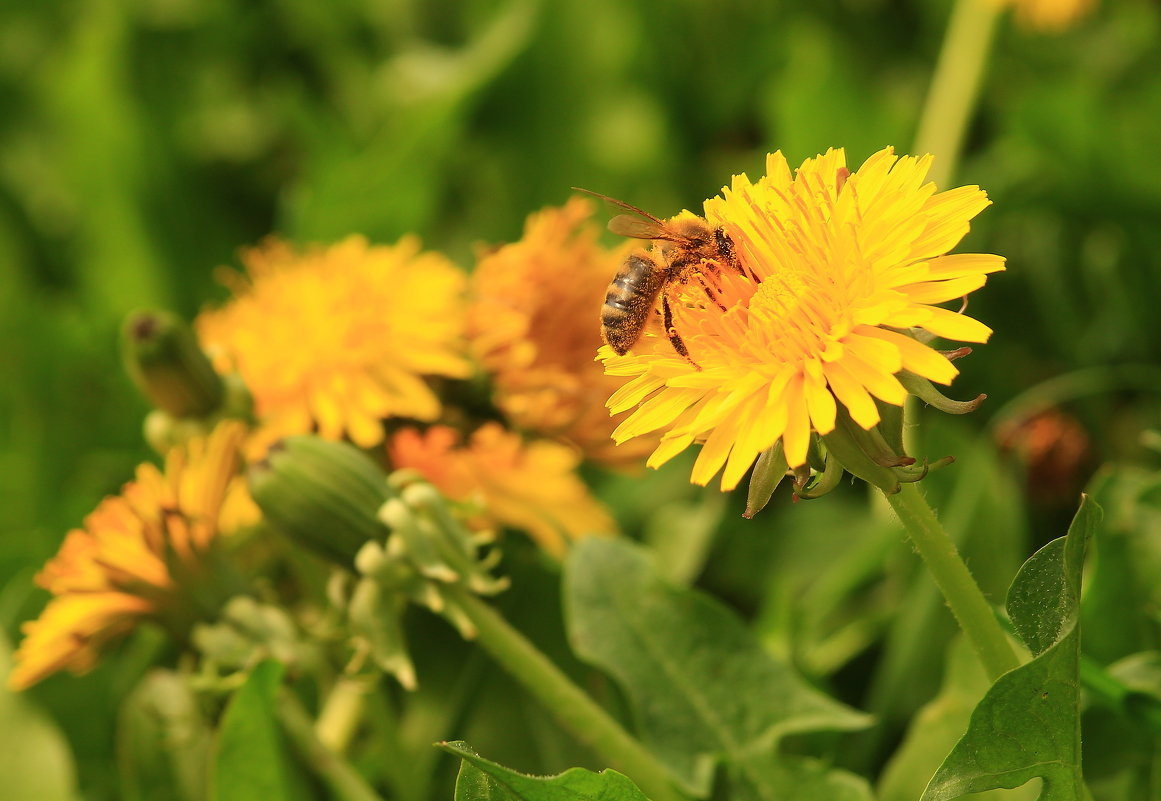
[{"left": 661, "top": 292, "right": 700, "bottom": 369}]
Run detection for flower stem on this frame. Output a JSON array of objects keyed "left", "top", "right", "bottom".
[
  {"left": 884, "top": 483, "right": 1021, "bottom": 680},
  {"left": 277, "top": 691, "right": 387, "bottom": 801},
  {"left": 443, "top": 584, "right": 686, "bottom": 801},
  {"left": 913, "top": 0, "right": 1000, "bottom": 186},
  {"left": 316, "top": 673, "right": 374, "bottom": 754}
]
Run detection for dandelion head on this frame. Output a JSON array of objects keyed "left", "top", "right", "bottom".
[
  {"left": 9, "top": 422, "right": 256, "bottom": 690},
  {"left": 602, "top": 147, "right": 1005, "bottom": 494},
  {"left": 469, "top": 199, "right": 654, "bottom": 467},
  {"left": 197, "top": 236, "right": 471, "bottom": 451}
]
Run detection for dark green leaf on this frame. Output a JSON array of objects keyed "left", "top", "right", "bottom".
[
  {"left": 565, "top": 539, "right": 870, "bottom": 799},
  {"left": 441, "top": 740, "right": 648, "bottom": 801},
  {"left": 211, "top": 660, "right": 302, "bottom": 801},
  {"left": 922, "top": 495, "right": 1101, "bottom": 801}
]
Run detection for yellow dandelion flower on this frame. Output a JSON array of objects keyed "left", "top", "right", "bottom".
[
  {"left": 388, "top": 423, "right": 614, "bottom": 558},
  {"left": 469, "top": 198, "right": 654, "bottom": 467},
  {"left": 9, "top": 422, "right": 256, "bottom": 690},
  {"left": 602, "top": 147, "right": 1005, "bottom": 492},
  {"left": 197, "top": 236, "right": 471, "bottom": 450},
  {"left": 988, "top": 0, "right": 1096, "bottom": 31}
]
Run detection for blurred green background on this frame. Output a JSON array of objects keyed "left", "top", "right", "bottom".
[{"left": 3, "top": 0, "right": 1161, "bottom": 798}]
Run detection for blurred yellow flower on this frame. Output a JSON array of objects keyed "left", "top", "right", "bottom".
[
  {"left": 469, "top": 198, "right": 655, "bottom": 468},
  {"left": 989, "top": 0, "right": 1096, "bottom": 31},
  {"left": 389, "top": 423, "right": 614, "bottom": 558},
  {"left": 197, "top": 236, "right": 471, "bottom": 450},
  {"left": 602, "top": 147, "right": 1004, "bottom": 491},
  {"left": 9, "top": 422, "right": 256, "bottom": 690}
]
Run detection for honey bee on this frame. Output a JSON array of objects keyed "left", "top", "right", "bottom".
[{"left": 574, "top": 188, "right": 738, "bottom": 358}]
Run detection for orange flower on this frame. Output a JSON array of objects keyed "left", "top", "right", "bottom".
[
  {"left": 389, "top": 423, "right": 614, "bottom": 557},
  {"left": 197, "top": 236, "right": 471, "bottom": 451},
  {"left": 9, "top": 422, "right": 256, "bottom": 690},
  {"left": 469, "top": 199, "right": 654, "bottom": 467}
]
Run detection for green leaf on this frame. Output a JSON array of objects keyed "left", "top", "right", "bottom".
[
  {"left": 922, "top": 495, "right": 1102, "bottom": 801},
  {"left": 878, "top": 637, "right": 1039, "bottom": 801},
  {"left": 211, "top": 660, "right": 305, "bottom": 801},
  {"left": 0, "top": 632, "right": 78, "bottom": 801},
  {"left": 440, "top": 740, "right": 648, "bottom": 801},
  {"left": 564, "top": 538, "right": 871, "bottom": 800}
]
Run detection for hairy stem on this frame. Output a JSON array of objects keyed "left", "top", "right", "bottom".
[{"left": 885, "top": 482, "right": 1021, "bottom": 680}]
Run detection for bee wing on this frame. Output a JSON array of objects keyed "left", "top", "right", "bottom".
[
  {"left": 571, "top": 187, "right": 679, "bottom": 241},
  {"left": 608, "top": 214, "right": 672, "bottom": 240}
]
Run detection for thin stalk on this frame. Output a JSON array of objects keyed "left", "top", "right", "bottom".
[
  {"left": 316, "top": 673, "right": 375, "bottom": 754},
  {"left": 277, "top": 691, "right": 387, "bottom": 801},
  {"left": 443, "top": 584, "right": 687, "bottom": 801},
  {"left": 913, "top": 0, "right": 1000, "bottom": 186},
  {"left": 884, "top": 483, "right": 1021, "bottom": 680}
]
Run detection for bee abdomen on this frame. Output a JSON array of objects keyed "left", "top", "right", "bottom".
[{"left": 601, "top": 254, "right": 666, "bottom": 355}]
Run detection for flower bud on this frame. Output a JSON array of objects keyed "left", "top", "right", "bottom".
[
  {"left": 248, "top": 436, "right": 393, "bottom": 569},
  {"left": 123, "top": 310, "right": 225, "bottom": 418}
]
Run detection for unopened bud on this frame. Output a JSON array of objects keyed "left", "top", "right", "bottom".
[
  {"left": 249, "top": 436, "right": 393, "bottom": 568},
  {"left": 123, "top": 310, "right": 225, "bottom": 418}
]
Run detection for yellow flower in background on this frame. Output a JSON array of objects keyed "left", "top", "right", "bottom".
[
  {"left": 469, "top": 198, "right": 654, "bottom": 467},
  {"left": 988, "top": 0, "right": 1096, "bottom": 31},
  {"left": 9, "top": 422, "right": 256, "bottom": 690},
  {"left": 389, "top": 423, "right": 614, "bottom": 558},
  {"left": 602, "top": 147, "right": 1004, "bottom": 491},
  {"left": 197, "top": 236, "right": 471, "bottom": 450}
]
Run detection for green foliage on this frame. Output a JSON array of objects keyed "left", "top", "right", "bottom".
[
  {"left": 565, "top": 538, "right": 872, "bottom": 800},
  {"left": 922, "top": 496, "right": 1101, "bottom": 800},
  {"left": 442, "top": 741, "right": 648, "bottom": 801},
  {"left": 210, "top": 660, "right": 307, "bottom": 801}
]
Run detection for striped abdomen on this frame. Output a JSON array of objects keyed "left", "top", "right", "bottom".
[{"left": 601, "top": 253, "right": 666, "bottom": 355}]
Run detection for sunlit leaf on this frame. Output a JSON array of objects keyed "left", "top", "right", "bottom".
[
  {"left": 565, "top": 538, "right": 871, "bottom": 800},
  {"left": 210, "top": 660, "right": 306, "bottom": 801},
  {"left": 0, "top": 632, "right": 77, "bottom": 801}
]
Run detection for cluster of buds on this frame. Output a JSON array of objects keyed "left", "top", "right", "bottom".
[
  {"left": 746, "top": 349, "right": 984, "bottom": 517},
  {"left": 248, "top": 437, "right": 508, "bottom": 689}
]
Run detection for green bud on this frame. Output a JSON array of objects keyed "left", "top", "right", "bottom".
[
  {"left": 123, "top": 310, "right": 225, "bottom": 418},
  {"left": 249, "top": 436, "right": 394, "bottom": 569}
]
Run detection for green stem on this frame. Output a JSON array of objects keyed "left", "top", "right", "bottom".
[
  {"left": 277, "top": 691, "right": 387, "bottom": 801},
  {"left": 443, "top": 584, "right": 687, "bottom": 801},
  {"left": 885, "top": 483, "right": 1021, "bottom": 680},
  {"left": 315, "top": 673, "right": 374, "bottom": 754},
  {"left": 913, "top": 0, "right": 1000, "bottom": 186}
]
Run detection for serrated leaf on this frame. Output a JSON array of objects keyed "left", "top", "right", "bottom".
[
  {"left": 564, "top": 538, "right": 871, "bottom": 800},
  {"left": 922, "top": 496, "right": 1101, "bottom": 801},
  {"left": 211, "top": 660, "right": 306, "bottom": 801},
  {"left": 441, "top": 740, "right": 649, "bottom": 801}
]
